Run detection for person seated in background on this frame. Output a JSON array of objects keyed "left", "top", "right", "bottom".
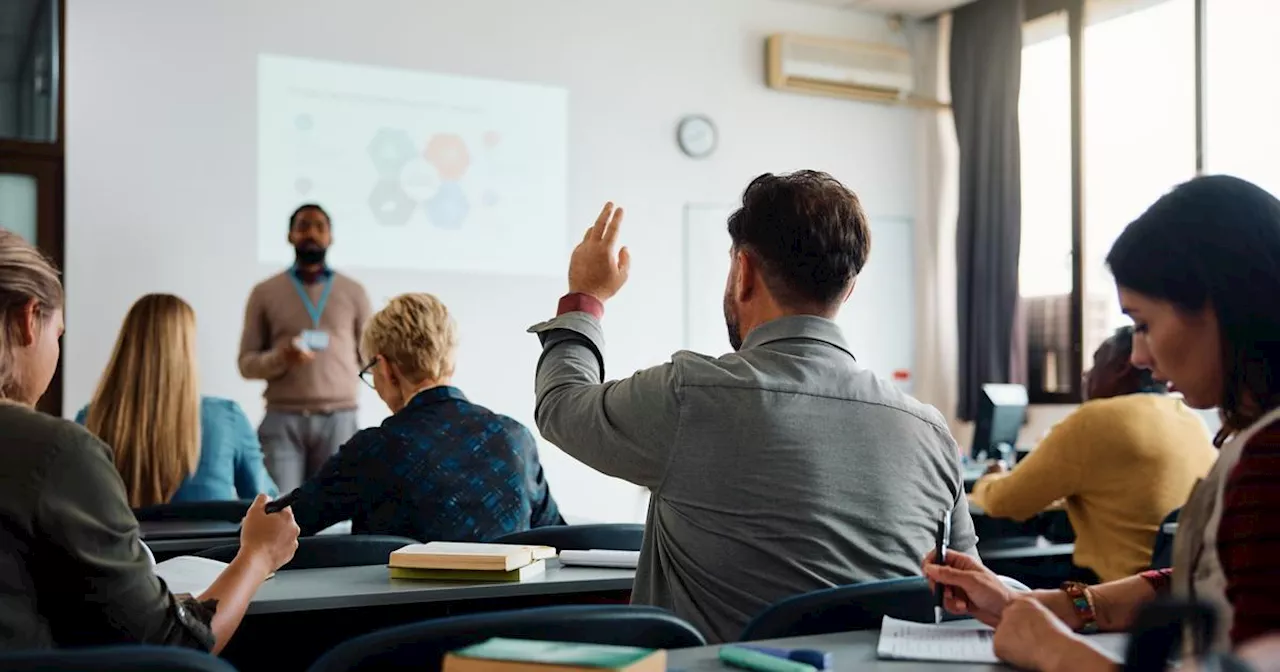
[
  {"left": 77, "top": 294, "right": 278, "bottom": 508},
  {"left": 0, "top": 231, "right": 298, "bottom": 652},
  {"left": 970, "top": 325, "right": 1217, "bottom": 583},
  {"left": 285, "top": 292, "right": 564, "bottom": 540},
  {"left": 528, "top": 172, "right": 977, "bottom": 643}
]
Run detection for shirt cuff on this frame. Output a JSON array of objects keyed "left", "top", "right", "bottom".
[
  {"left": 1140, "top": 568, "right": 1173, "bottom": 594},
  {"left": 557, "top": 293, "right": 605, "bottom": 320}
]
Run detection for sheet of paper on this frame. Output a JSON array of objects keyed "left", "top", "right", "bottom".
[
  {"left": 154, "top": 556, "right": 230, "bottom": 597},
  {"left": 877, "top": 616, "right": 1000, "bottom": 664}
]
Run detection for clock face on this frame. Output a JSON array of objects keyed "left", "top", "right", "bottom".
[{"left": 677, "top": 115, "right": 717, "bottom": 159}]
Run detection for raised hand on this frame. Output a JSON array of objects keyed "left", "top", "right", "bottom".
[{"left": 568, "top": 202, "right": 631, "bottom": 303}]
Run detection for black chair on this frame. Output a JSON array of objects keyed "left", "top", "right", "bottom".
[
  {"left": 740, "top": 577, "right": 963, "bottom": 641},
  {"left": 1150, "top": 508, "right": 1181, "bottom": 570},
  {"left": 196, "top": 534, "right": 418, "bottom": 569},
  {"left": 134, "top": 500, "right": 254, "bottom": 523},
  {"left": 491, "top": 524, "right": 644, "bottom": 551},
  {"left": 0, "top": 645, "right": 235, "bottom": 671},
  {"left": 308, "top": 605, "right": 705, "bottom": 672}
]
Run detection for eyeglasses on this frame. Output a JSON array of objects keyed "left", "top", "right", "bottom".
[{"left": 359, "top": 358, "right": 377, "bottom": 390}]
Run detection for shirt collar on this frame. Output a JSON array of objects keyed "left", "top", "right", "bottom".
[
  {"left": 291, "top": 264, "right": 334, "bottom": 284},
  {"left": 404, "top": 385, "right": 468, "bottom": 410},
  {"left": 740, "top": 315, "right": 855, "bottom": 360}
]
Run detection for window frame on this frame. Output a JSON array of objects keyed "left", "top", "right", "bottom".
[{"left": 1020, "top": 0, "right": 1205, "bottom": 405}]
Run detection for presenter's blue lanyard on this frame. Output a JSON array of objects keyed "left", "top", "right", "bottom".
[{"left": 289, "top": 268, "right": 334, "bottom": 328}]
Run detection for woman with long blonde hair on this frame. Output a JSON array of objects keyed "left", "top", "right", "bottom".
[
  {"left": 0, "top": 230, "right": 297, "bottom": 652},
  {"left": 79, "top": 294, "right": 277, "bottom": 507}
]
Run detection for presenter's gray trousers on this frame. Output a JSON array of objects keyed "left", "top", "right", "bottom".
[{"left": 258, "top": 409, "right": 359, "bottom": 493}]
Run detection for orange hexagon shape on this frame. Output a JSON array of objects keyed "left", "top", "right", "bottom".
[{"left": 424, "top": 133, "right": 471, "bottom": 181}]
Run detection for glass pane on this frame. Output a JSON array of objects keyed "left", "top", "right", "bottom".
[
  {"left": 0, "top": 0, "right": 59, "bottom": 143},
  {"left": 1205, "top": 0, "right": 1280, "bottom": 195},
  {"left": 0, "top": 173, "right": 38, "bottom": 243},
  {"left": 1019, "top": 10, "right": 1074, "bottom": 396},
  {"left": 1082, "top": 0, "right": 1196, "bottom": 364}
]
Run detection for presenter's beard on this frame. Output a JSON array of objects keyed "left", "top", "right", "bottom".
[{"left": 294, "top": 244, "right": 327, "bottom": 267}]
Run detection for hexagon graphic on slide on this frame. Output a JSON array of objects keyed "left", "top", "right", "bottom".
[
  {"left": 424, "top": 181, "right": 470, "bottom": 230},
  {"left": 367, "top": 128, "right": 417, "bottom": 179},
  {"left": 424, "top": 133, "right": 471, "bottom": 181},
  {"left": 367, "top": 180, "right": 416, "bottom": 227},
  {"left": 400, "top": 158, "right": 442, "bottom": 202}
]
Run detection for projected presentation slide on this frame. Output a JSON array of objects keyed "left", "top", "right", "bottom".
[{"left": 257, "top": 54, "right": 569, "bottom": 276}]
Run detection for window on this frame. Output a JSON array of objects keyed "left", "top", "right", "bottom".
[
  {"left": 1019, "top": 11, "right": 1074, "bottom": 398},
  {"left": 1205, "top": 1, "right": 1280, "bottom": 192},
  {"left": 1081, "top": 0, "right": 1196, "bottom": 361},
  {"left": 1018, "top": 0, "right": 1196, "bottom": 403}
]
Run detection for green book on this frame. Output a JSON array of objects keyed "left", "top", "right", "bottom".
[
  {"left": 444, "top": 638, "right": 665, "bottom": 672},
  {"left": 388, "top": 559, "right": 546, "bottom": 582}
]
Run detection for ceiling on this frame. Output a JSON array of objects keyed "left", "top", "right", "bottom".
[
  {"left": 0, "top": 0, "right": 42, "bottom": 81},
  {"left": 771, "top": 0, "right": 973, "bottom": 17}
]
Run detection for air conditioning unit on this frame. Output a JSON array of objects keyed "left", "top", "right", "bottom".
[{"left": 766, "top": 33, "right": 916, "bottom": 105}]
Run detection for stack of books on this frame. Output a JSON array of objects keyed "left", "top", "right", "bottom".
[
  {"left": 443, "top": 638, "right": 665, "bottom": 672},
  {"left": 388, "top": 542, "right": 557, "bottom": 582}
]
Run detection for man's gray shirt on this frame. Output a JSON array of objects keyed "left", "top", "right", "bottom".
[{"left": 529, "top": 312, "right": 977, "bottom": 643}]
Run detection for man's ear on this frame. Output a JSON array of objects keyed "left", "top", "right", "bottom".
[
  {"left": 735, "top": 249, "right": 758, "bottom": 303},
  {"left": 17, "top": 299, "right": 40, "bottom": 347},
  {"left": 840, "top": 279, "right": 856, "bottom": 305}
]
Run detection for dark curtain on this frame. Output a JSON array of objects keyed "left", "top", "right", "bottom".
[{"left": 951, "top": 0, "right": 1024, "bottom": 421}]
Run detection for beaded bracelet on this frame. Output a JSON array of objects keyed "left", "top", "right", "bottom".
[{"left": 1061, "top": 581, "right": 1099, "bottom": 634}]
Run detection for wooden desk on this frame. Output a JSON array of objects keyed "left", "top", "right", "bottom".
[{"left": 667, "top": 629, "right": 1127, "bottom": 671}]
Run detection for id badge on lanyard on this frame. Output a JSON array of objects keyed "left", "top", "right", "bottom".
[{"left": 290, "top": 271, "right": 333, "bottom": 351}]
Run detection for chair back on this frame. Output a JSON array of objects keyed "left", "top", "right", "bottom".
[
  {"left": 196, "top": 534, "right": 418, "bottom": 569},
  {"left": 1150, "top": 508, "right": 1180, "bottom": 570},
  {"left": 0, "top": 645, "right": 235, "bottom": 671},
  {"left": 491, "top": 524, "right": 644, "bottom": 551},
  {"left": 308, "top": 604, "right": 705, "bottom": 672},
  {"left": 740, "top": 576, "right": 958, "bottom": 641},
  {"left": 133, "top": 500, "right": 253, "bottom": 523}
]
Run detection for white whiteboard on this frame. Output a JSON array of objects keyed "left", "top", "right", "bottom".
[{"left": 682, "top": 204, "right": 915, "bottom": 385}]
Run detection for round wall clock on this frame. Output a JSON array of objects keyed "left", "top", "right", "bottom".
[{"left": 677, "top": 115, "right": 718, "bottom": 159}]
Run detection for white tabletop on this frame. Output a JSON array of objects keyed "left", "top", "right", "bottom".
[{"left": 246, "top": 562, "right": 635, "bottom": 615}]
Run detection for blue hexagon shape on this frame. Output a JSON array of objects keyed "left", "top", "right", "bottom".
[
  {"left": 424, "top": 181, "right": 470, "bottom": 230},
  {"left": 367, "top": 180, "right": 415, "bottom": 227},
  {"left": 367, "top": 128, "right": 416, "bottom": 179}
]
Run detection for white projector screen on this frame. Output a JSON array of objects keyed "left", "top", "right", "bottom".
[{"left": 257, "top": 54, "right": 569, "bottom": 275}]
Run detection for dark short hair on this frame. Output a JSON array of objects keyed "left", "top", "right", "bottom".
[
  {"left": 726, "top": 171, "right": 871, "bottom": 308},
  {"left": 1106, "top": 174, "right": 1280, "bottom": 438},
  {"left": 1098, "top": 326, "right": 1164, "bottom": 394},
  {"left": 289, "top": 204, "right": 330, "bottom": 230}
]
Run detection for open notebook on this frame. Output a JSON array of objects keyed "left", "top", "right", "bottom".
[{"left": 877, "top": 616, "right": 1128, "bottom": 665}]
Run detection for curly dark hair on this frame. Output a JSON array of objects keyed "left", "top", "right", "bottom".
[{"left": 727, "top": 171, "right": 871, "bottom": 309}]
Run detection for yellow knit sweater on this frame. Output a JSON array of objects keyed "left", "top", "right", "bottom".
[{"left": 970, "top": 394, "right": 1218, "bottom": 583}]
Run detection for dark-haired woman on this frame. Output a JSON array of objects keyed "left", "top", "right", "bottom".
[{"left": 922, "top": 175, "right": 1280, "bottom": 670}]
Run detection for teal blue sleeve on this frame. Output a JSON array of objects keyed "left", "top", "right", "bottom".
[
  {"left": 224, "top": 401, "right": 278, "bottom": 498},
  {"left": 74, "top": 406, "right": 88, "bottom": 425}
]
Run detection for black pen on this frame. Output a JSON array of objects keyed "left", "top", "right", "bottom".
[
  {"left": 934, "top": 511, "right": 950, "bottom": 623},
  {"left": 264, "top": 490, "right": 300, "bottom": 514}
]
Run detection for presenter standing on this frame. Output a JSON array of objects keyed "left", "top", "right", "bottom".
[{"left": 238, "top": 204, "right": 373, "bottom": 492}]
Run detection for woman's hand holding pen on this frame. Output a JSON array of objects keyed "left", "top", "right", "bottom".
[
  {"left": 922, "top": 550, "right": 1014, "bottom": 627},
  {"left": 240, "top": 493, "right": 300, "bottom": 575}
]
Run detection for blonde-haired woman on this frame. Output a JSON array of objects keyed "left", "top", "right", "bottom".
[
  {"left": 77, "top": 294, "right": 276, "bottom": 507},
  {"left": 0, "top": 230, "right": 297, "bottom": 651},
  {"left": 286, "top": 292, "right": 564, "bottom": 540}
]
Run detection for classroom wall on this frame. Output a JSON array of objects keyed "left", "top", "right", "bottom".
[{"left": 64, "top": 0, "right": 919, "bottom": 523}]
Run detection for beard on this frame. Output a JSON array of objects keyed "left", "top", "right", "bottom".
[
  {"left": 294, "top": 242, "right": 327, "bottom": 266},
  {"left": 723, "top": 289, "right": 743, "bottom": 352}
]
